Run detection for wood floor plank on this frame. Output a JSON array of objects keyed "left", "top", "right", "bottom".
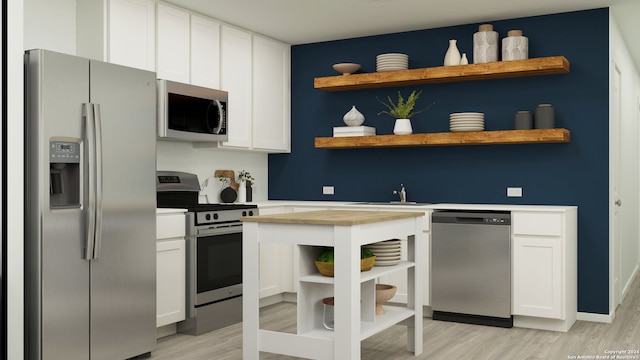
[{"left": 151, "top": 275, "right": 640, "bottom": 359}]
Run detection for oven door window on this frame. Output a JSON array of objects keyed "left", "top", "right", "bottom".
[{"left": 197, "top": 232, "right": 241, "bottom": 293}]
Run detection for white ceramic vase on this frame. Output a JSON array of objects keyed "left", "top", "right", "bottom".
[
  {"left": 460, "top": 53, "right": 469, "bottom": 65},
  {"left": 444, "top": 39, "right": 461, "bottom": 66},
  {"left": 502, "top": 30, "right": 529, "bottom": 61},
  {"left": 393, "top": 119, "right": 412, "bottom": 135},
  {"left": 473, "top": 24, "right": 499, "bottom": 64},
  {"left": 343, "top": 105, "right": 365, "bottom": 126},
  {"left": 237, "top": 181, "right": 246, "bottom": 203}
]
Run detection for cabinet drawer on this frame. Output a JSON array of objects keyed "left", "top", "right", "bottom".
[
  {"left": 156, "top": 213, "right": 186, "bottom": 239},
  {"left": 512, "top": 212, "right": 562, "bottom": 236}
]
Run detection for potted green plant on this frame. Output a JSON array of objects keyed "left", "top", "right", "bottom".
[
  {"left": 314, "top": 247, "right": 376, "bottom": 277},
  {"left": 377, "top": 90, "right": 432, "bottom": 134}
]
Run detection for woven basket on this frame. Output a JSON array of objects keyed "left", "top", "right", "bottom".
[{"left": 315, "top": 256, "right": 376, "bottom": 277}]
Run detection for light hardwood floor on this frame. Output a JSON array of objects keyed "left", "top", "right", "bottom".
[{"left": 150, "top": 275, "right": 640, "bottom": 359}]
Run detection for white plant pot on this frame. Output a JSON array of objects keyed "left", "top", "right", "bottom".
[{"left": 393, "top": 119, "right": 413, "bottom": 135}]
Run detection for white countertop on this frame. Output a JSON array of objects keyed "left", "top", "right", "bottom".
[
  {"left": 252, "top": 200, "right": 576, "bottom": 212},
  {"left": 156, "top": 208, "right": 188, "bottom": 214}
]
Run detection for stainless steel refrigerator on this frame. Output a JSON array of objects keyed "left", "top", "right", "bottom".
[{"left": 24, "top": 49, "right": 157, "bottom": 360}]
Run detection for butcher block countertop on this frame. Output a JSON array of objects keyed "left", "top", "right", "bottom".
[{"left": 241, "top": 209, "right": 423, "bottom": 226}]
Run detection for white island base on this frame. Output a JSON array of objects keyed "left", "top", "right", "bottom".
[{"left": 242, "top": 210, "right": 425, "bottom": 359}]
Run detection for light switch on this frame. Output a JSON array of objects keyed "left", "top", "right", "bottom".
[
  {"left": 323, "top": 186, "right": 334, "bottom": 195},
  {"left": 507, "top": 187, "right": 523, "bottom": 197}
]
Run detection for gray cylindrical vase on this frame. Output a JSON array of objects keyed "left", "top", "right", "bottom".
[
  {"left": 534, "top": 104, "right": 555, "bottom": 129},
  {"left": 514, "top": 111, "right": 533, "bottom": 129}
]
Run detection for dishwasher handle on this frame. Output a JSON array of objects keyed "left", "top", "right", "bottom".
[{"left": 432, "top": 210, "right": 511, "bottom": 225}]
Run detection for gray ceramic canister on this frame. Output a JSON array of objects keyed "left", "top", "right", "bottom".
[
  {"left": 514, "top": 111, "right": 533, "bottom": 129},
  {"left": 534, "top": 104, "right": 555, "bottom": 129}
]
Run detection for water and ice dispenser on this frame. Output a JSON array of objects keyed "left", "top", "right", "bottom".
[{"left": 49, "top": 139, "right": 80, "bottom": 208}]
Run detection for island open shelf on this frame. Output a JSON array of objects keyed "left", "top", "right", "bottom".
[
  {"left": 314, "top": 56, "right": 570, "bottom": 91},
  {"left": 314, "top": 128, "right": 570, "bottom": 149},
  {"left": 241, "top": 210, "right": 425, "bottom": 360}
]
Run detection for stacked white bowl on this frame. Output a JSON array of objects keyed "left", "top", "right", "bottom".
[
  {"left": 365, "top": 239, "right": 402, "bottom": 266},
  {"left": 376, "top": 53, "right": 408, "bottom": 72},
  {"left": 450, "top": 112, "right": 485, "bottom": 132}
]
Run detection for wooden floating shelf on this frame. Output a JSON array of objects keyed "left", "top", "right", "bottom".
[
  {"left": 314, "top": 56, "right": 570, "bottom": 92},
  {"left": 314, "top": 128, "right": 571, "bottom": 149}
]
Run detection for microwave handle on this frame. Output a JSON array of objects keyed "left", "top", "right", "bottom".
[{"left": 210, "top": 99, "right": 224, "bottom": 135}]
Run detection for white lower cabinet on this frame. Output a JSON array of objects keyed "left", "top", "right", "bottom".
[
  {"left": 156, "top": 209, "right": 187, "bottom": 327},
  {"left": 512, "top": 235, "right": 562, "bottom": 318},
  {"left": 257, "top": 206, "right": 294, "bottom": 298},
  {"left": 511, "top": 209, "right": 577, "bottom": 332},
  {"left": 156, "top": 239, "right": 186, "bottom": 327}
]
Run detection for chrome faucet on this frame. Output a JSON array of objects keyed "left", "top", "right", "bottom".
[{"left": 393, "top": 184, "right": 407, "bottom": 203}]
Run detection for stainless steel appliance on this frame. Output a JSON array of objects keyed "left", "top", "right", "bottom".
[
  {"left": 431, "top": 210, "right": 513, "bottom": 328},
  {"left": 24, "top": 49, "right": 157, "bottom": 359},
  {"left": 157, "top": 79, "right": 228, "bottom": 142},
  {"left": 156, "top": 171, "right": 257, "bottom": 335}
]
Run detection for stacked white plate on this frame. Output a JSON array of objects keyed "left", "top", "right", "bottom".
[
  {"left": 450, "top": 112, "right": 485, "bottom": 132},
  {"left": 365, "top": 239, "right": 402, "bottom": 266},
  {"left": 376, "top": 53, "right": 408, "bottom": 72}
]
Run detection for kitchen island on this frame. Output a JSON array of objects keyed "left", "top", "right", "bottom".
[{"left": 242, "top": 209, "right": 425, "bottom": 359}]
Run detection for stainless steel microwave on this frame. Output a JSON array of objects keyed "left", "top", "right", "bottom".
[{"left": 157, "top": 79, "right": 228, "bottom": 142}]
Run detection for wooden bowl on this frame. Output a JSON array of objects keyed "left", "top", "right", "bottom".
[
  {"left": 315, "top": 256, "right": 377, "bottom": 277},
  {"left": 375, "top": 284, "right": 397, "bottom": 315}
]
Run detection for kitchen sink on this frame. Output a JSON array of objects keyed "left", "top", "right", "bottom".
[{"left": 350, "top": 201, "right": 431, "bottom": 206}]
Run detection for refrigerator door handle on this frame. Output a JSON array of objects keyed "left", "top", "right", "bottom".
[
  {"left": 83, "top": 103, "right": 96, "bottom": 260},
  {"left": 93, "top": 104, "right": 104, "bottom": 259}
]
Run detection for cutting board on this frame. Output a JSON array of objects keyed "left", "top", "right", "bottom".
[{"left": 214, "top": 170, "right": 239, "bottom": 190}]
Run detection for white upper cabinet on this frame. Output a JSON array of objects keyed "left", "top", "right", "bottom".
[
  {"left": 252, "top": 35, "right": 291, "bottom": 152},
  {"left": 220, "top": 25, "right": 253, "bottom": 148},
  {"left": 190, "top": 14, "right": 221, "bottom": 89},
  {"left": 219, "top": 28, "right": 291, "bottom": 152},
  {"left": 108, "top": 0, "right": 156, "bottom": 71},
  {"left": 156, "top": 4, "right": 190, "bottom": 83}
]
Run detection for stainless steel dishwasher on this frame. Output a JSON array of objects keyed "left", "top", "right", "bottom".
[{"left": 431, "top": 210, "right": 513, "bottom": 328}]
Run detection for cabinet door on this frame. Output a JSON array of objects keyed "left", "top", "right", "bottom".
[
  {"left": 156, "top": 4, "right": 190, "bottom": 83},
  {"left": 252, "top": 35, "right": 291, "bottom": 152},
  {"left": 190, "top": 14, "right": 221, "bottom": 88},
  {"left": 512, "top": 236, "right": 562, "bottom": 319},
  {"left": 220, "top": 25, "right": 252, "bottom": 148},
  {"left": 108, "top": 0, "right": 156, "bottom": 71},
  {"left": 156, "top": 239, "right": 186, "bottom": 327},
  {"left": 257, "top": 207, "right": 293, "bottom": 297}
]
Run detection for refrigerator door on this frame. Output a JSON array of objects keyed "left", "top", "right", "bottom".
[
  {"left": 25, "top": 50, "right": 91, "bottom": 359},
  {"left": 88, "top": 59, "right": 157, "bottom": 360}
]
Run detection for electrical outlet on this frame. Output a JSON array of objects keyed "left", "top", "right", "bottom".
[
  {"left": 322, "top": 186, "right": 334, "bottom": 195},
  {"left": 507, "top": 187, "right": 523, "bottom": 197}
]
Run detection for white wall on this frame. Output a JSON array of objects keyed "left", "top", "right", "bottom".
[
  {"left": 156, "top": 141, "right": 269, "bottom": 202},
  {"left": 24, "top": 0, "right": 76, "bottom": 54},
  {"left": 610, "top": 13, "right": 640, "bottom": 314}
]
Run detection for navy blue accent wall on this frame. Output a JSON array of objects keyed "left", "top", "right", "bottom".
[{"left": 269, "top": 9, "right": 609, "bottom": 314}]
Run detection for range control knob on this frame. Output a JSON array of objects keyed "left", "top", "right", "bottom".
[
  {"left": 205, "top": 214, "right": 211, "bottom": 221},
  {"left": 242, "top": 211, "right": 247, "bottom": 216},
  {"left": 248, "top": 210, "right": 254, "bottom": 216},
  {"left": 213, "top": 213, "right": 219, "bottom": 220}
]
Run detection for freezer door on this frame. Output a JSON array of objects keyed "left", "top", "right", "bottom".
[
  {"left": 88, "top": 60, "right": 157, "bottom": 360},
  {"left": 24, "top": 49, "right": 91, "bottom": 360}
]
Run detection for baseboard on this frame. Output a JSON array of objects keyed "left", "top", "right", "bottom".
[
  {"left": 156, "top": 323, "right": 177, "bottom": 339},
  {"left": 576, "top": 311, "right": 614, "bottom": 323},
  {"left": 621, "top": 264, "right": 639, "bottom": 302}
]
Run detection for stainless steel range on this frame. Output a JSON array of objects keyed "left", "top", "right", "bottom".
[{"left": 156, "top": 171, "right": 258, "bottom": 335}]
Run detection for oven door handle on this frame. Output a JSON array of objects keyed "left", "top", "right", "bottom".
[{"left": 197, "top": 223, "right": 243, "bottom": 236}]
